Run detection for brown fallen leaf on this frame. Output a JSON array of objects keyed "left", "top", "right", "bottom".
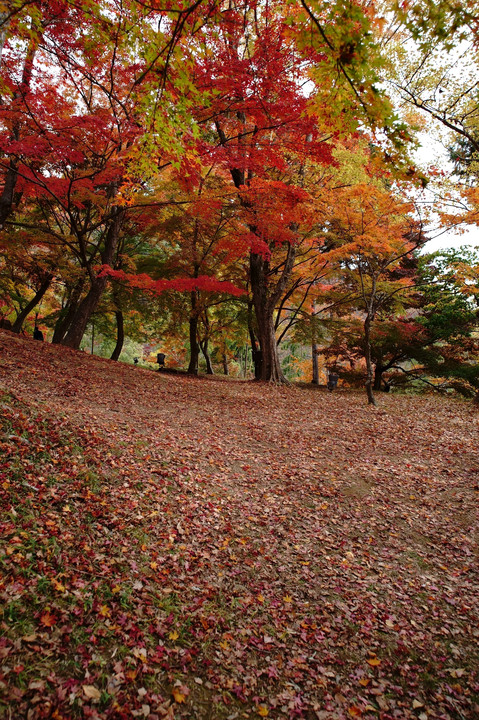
[{"left": 83, "top": 685, "right": 101, "bottom": 700}]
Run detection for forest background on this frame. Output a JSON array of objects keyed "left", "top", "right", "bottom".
[{"left": 1, "top": 0, "right": 479, "bottom": 404}]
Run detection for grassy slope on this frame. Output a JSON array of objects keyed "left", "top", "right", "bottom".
[{"left": 0, "top": 329, "right": 478, "bottom": 720}]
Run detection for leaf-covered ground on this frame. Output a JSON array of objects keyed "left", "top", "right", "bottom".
[{"left": 0, "top": 331, "right": 478, "bottom": 720}]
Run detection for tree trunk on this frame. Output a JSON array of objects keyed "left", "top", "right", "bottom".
[
  {"left": 373, "top": 363, "right": 383, "bottom": 391},
  {"left": 256, "top": 308, "right": 285, "bottom": 383},
  {"left": 247, "top": 301, "right": 262, "bottom": 380},
  {"left": 188, "top": 312, "right": 200, "bottom": 375},
  {"left": 199, "top": 307, "right": 214, "bottom": 374},
  {"left": 364, "top": 314, "right": 376, "bottom": 405},
  {"left": 250, "top": 252, "right": 286, "bottom": 382},
  {"left": 222, "top": 351, "right": 229, "bottom": 375},
  {"left": 61, "top": 208, "right": 123, "bottom": 349},
  {"left": 110, "top": 310, "right": 124, "bottom": 361},
  {"left": 52, "top": 279, "right": 85, "bottom": 344},
  {"left": 61, "top": 276, "right": 108, "bottom": 349},
  {"left": 312, "top": 342, "right": 319, "bottom": 384},
  {"left": 200, "top": 338, "right": 214, "bottom": 374},
  {"left": 0, "top": 159, "right": 20, "bottom": 230},
  {"left": 11, "top": 276, "right": 51, "bottom": 333}
]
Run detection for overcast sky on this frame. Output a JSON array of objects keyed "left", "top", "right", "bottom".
[{"left": 414, "top": 133, "right": 478, "bottom": 254}]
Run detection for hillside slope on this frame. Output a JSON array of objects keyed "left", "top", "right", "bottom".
[{"left": 0, "top": 330, "right": 478, "bottom": 719}]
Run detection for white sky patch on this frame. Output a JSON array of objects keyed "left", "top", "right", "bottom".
[{"left": 414, "top": 131, "right": 479, "bottom": 253}]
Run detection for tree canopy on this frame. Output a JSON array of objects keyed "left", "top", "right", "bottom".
[{"left": 1, "top": 0, "right": 478, "bottom": 401}]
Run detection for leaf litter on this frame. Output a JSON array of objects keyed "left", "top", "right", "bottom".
[{"left": 0, "top": 331, "right": 478, "bottom": 719}]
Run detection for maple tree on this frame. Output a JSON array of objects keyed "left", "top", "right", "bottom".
[
  {"left": 0, "top": 0, "right": 226, "bottom": 347},
  {"left": 187, "top": 0, "right": 411, "bottom": 383},
  {"left": 319, "top": 183, "right": 424, "bottom": 404}
]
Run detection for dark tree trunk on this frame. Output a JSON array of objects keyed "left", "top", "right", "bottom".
[
  {"left": 373, "top": 363, "right": 384, "bottom": 391},
  {"left": 0, "top": 160, "right": 20, "bottom": 230},
  {"left": 311, "top": 342, "right": 319, "bottom": 385},
  {"left": 256, "top": 309, "right": 284, "bottom": 383},
  {"left": 200, "top": 339, "right": 214, "bottom": 374},
  {"left": 199, "top": 307, "right": 214, "bottom": 374},
  {"left": 110, "top": 310, "right": 124, "bottom": 361},
  {"left": 222, "top": 351, "right": 229, "bottom": 375},
  {"left": 364, "top": 314, "right": 376, "bottom": 406},
  {"left": 247, "top": 301, "right": 261, "bottom": 380},
  {"left": 188, "top": 313, "right": 200, "bottom": 375},
  {"left": 52, "top": 279, "right": 85, "bottom": 344},
  {"left": 61, "top": 276, "right": 107, "bottom": 349},
  {"left": 11, "top": 276, "right": 51, "bottom": 333},
  {"left": 61, "top": 208, "right": 123, "bottom": 349},
  {"left": 250, "top": 253, "right": 286, "bottom": 382},
  {"left": 61, "top": 277, "right": 108, "bottom": 350}
]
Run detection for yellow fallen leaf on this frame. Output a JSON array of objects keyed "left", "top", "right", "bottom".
[
  {"left": 52, "top": 580, "right": 66, "bottom": 593},
  {"left": 366, "top": 658, "right": 381, "bottom": 667},
  {"left": 172, "top": 689, "right": 186, "bottom": 703},
  {"left": 150, "top": 561, "right": 158, "bottom": 570},
  {"left": 412, "top": 699, "right": 424, "bottom": 709},
  {"left": 169, "top": 630, "right": 179, "bottom": 641},
  {"left": 359, "top": 678, "right": 370, "bottom": 687},
  {"left": 219, "top": 640, "right": 230, "bottom": 650},
  {"left": 99, "top": 605, "right": 110, "bottom": 617},
  {"left": 257, "top": 706, "right": 269, "bottom": 717},
  {"left": 283, "top": 595, "right": 292, "bottom": 603},
  {"left": 257, "top": 594, "right": 264, "bottom": 603}
]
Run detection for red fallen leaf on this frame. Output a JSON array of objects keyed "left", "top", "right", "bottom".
[{"left": 40, "top": 611, "right": 57, "bottom": 628}]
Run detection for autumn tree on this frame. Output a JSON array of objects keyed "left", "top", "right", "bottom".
[
  {"left": 190, "top": 0, "right": 411, "bottom": 382},
  {"left": 322, "top": 183, "right": 424, "bottom": 404},
  {"left": 0, "top": 0, "right": 223, "bottom": 349}
]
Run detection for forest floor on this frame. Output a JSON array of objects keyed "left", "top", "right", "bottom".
[{"left": 0, "top": 329, "right": 478, "bottom": 720}]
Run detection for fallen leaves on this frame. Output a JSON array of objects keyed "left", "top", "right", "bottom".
[
  {"left": 83, "top": 685, "right": 101, "bottom": 700},
  {"left": 172, "top": 689, "right": 186, "bottom": 703},
  {"left": 39, "top": 611, "right": 57, "bottom": 628},
  {"left": 1, "top": 332, "right": 478, "bottom": 719}
]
